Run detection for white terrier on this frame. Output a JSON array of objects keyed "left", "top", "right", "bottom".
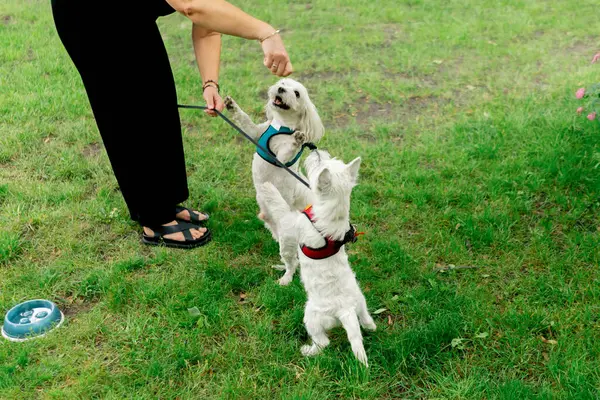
[
  {"left": 224, "top": 78, "right": 324, "bottom": 240},
  {"left": 258, "top": 150, "right": 376, "bottom": 366}
]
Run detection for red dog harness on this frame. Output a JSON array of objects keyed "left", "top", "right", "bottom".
[{"left": 300, "top": 205, "right": 363, "bottom": 260}]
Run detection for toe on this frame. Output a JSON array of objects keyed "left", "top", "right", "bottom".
[
  {"left": 177, "top": 209, "right": 208, "bottom": 222},
  {"left": 176, "top": 209, "right": 191, "bottom": 221},
  {"left": 300, "top": 345, "right": 312, "bottom": 357},
  {"left": 278, "top": 276, "right": 292, "bottom": 286}
]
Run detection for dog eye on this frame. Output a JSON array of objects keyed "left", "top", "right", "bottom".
[{"left": 294, "top": 90, "right": 300, "bottom": 98}]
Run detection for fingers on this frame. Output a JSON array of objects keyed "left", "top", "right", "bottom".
[
  {"left": 270, "top": 61, "right": 280, "bottom": 73},
  {"left": 282, "top": 61, "right": 293, "bottom": 76},
  {"left": 269, "top": 55, "right": 292, "bottom": 76},
  {"left": 276, "top": 60, "right": 286, "bottom": 76},
  {"left": 204, "top": 90, "right": 217, "bottom": 117},
  {"left": 262, "top": 35, "right": 293, "bottom": 76},
  {"left": 214, "top": 94, "right": 225, "bottom": 112},
  {"left": 592, "top": 53, "right": 600, "bottom": 64},
  {"left": 264, "top": 53, "right": 274, "bottom": 69}
]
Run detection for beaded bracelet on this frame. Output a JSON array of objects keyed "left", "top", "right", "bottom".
[{"left": 203, "top": 80, "right": 220, "bottom": 93}]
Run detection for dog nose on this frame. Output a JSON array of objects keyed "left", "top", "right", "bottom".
[{"left": 278, "top": 87, "right": 286, "bottom": 94}]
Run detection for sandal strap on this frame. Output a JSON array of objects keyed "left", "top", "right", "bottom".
[
  {"left": 182, "top": 226, "right": 193, "bottom": 241},
  {"left": 149, "top": 221, "right": 199, "bottom": 238},
  {"left": 175, "top": 206, "right": 208, "bottom": 223}
]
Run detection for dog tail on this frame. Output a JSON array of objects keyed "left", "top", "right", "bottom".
[{"left": 259, "top": 182, "right": 293, "bottom": 222}]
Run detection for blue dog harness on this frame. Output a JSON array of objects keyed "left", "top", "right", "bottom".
[{"left": 257, "top": 121, "right": 309, "bottom": 167}]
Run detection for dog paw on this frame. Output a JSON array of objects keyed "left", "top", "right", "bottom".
[
  {"left": 363, "top": 322, "right": 377, "bottom": 331},
  {"left": 293, "top": 130, "right": 307, "bottom": 145},
  {"left": 353, "top": 347, "right": 369, "bottom": 367},
  {"left": 224, "top": 96, "right": 236, "bottom": 111},
  {"left": 278, "top": 274, "right": 293, "bottom": 286},
  {"left": 301, "top": 345, "right": 316, "bottom": 357},
  {"left": 271, "top": 265, "right": 286, "bottom": 271}
]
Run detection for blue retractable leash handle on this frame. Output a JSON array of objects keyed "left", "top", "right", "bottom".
[{"left": 178, "top": 104, "right": 312, "bottom": 188}]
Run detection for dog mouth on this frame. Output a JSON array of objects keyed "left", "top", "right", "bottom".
[{"left": 273, "top": 96, "right": 290, "bottom": 110}]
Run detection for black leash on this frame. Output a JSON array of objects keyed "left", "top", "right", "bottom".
[{"left": 178, "top": 104, "right": 312, "bottom": 189}]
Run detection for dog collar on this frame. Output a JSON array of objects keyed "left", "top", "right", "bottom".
[
  {"left": 300, "top": 205, "right": 361, "bottom": 260},
  {"left": 256, "top": 122, "right": 312, "bottom": 167}
]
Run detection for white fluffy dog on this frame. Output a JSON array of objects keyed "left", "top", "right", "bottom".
[
  {"left": 224, "top": 78, "right": 324, "bottom": 240},
  {"left": 258, "top": 150, "right": 376, "bottom": 366}
]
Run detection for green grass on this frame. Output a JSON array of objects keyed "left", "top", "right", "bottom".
[{"left": 1, "top": 0, "right": 600, "bottom": 398}]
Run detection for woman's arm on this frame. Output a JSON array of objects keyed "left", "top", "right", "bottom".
[
  {"left": 166, "top": 0, "right": 292, "bottom": 76},
  {"left": 193, "top": 25, "right": 223, "bottom": 116}
]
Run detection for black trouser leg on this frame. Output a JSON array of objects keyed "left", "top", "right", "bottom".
[{"left": 51, "top": 0, "right": 189, "bottom": 227}]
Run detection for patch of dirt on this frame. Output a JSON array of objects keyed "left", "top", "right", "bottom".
[
  {"left": 182, "top": 121, "right": 197, "bottom": 133},
  {"left": 332, "top": 95, "right": 450, "bottom": 128},
  {"left": 1, "top": 15, "right": 13, "bottom": 25},
  {"left": 82, "top": 143, "right": 102, "bottom": 158},
  {"left": 26, "top": 48, "right": 35, "bottom": 62},
  {"left": 564, "top": 38, "right": 597, "bottom": 58},
  {"left": 380, "top": 23, "right": 402, "bottom": 48},
  {"left": 59, "top": 298, "right": 99, "bottom": 319}
]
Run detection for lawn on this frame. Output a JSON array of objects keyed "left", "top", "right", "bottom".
[{"left": 1, "top": 0, "right": 600, "bottom": 398}]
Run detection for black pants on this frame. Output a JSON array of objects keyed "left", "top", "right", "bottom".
[{"left": 51, "top": 0, "right": 188, "bottom": 227}]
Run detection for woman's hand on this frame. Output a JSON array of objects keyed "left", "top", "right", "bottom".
[
  {"left": 261, "top": 32, "right": 293, "bottom": 77},
  {"left": 203, "top": 86, "right": 224, "bottom": 117},
  {"left": 592, "top": 53, "right": 600, "bottom": 64}
]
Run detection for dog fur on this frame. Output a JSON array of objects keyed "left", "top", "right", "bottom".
[
  {"left": 224, "top": 78, "right": 324, "bottom": 240},
  {"left": 258, "top": 150, "right": 376, "bottom": 366}
]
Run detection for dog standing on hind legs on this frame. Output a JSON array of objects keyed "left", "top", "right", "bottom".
[
  {"left": 223, "top": 78, "right": 324, "bottom": 241},
  {"left": 258, "top": 149, "right": 376, "bottom": 366}
]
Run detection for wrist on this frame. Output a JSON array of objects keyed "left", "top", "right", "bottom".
[
  {"left": 256, "top": 24, "right": 276, "bottom": 42},
  {"left": 203, "top": 80, "right": 220, "bottom": 93}
]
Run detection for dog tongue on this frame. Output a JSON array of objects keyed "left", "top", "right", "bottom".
[{"left": 274, "top": 97, "right": 282, "bottom": 105}]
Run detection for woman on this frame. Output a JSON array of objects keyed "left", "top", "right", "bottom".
[{"left": 51, "top": 0, "right": 293, "bottom": 249}]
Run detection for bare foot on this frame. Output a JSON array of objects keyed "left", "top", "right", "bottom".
[
  {"left": 176, "top": 208, "right": 209, "bottom": 222},
  {"left": 143, "top": 220, "right": 207, "bottom": 241}
]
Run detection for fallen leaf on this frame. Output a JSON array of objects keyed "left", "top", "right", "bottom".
[
  {"left": 387, "top": 315, "right": 393, "bottom": 325},
  {"left": 43, "top": 137, "right": 51, "bottom": 144},
  {"left": 455, "top": 223, "right": 461, "bottom": 230},
  {"left": 451, "top": 338, "right": 465, "bottom": 349},
  {"left": 475, "top": 332, "right": 489, "bottom": 339},
  {"left": 187, "top": 307, "right": 201, "bottom": 317},
  {"left": 540, "top": 336, "right": 557, "bottom": 345},
  {"left": 466, "top": 85, "right": 476, "bottom": 90},
  {"left": 373, "top": 308, "right": 387, "bottom": 315},
  {"left": 433, "top": 59, "right": 444, "bottom": 65},
  {"left": 391, "top": 295, "right": 400, "bottom": 301},
  {"left": 542, "top": 352, "right": 549, "bottom": 361}
]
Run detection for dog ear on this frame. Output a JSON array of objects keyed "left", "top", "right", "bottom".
[
  {"left": 299, "top": 98, "right": 324, "bottom": 141},
  {"left": 346, "top": 157, "right": 361, "bottom": 184},
  {"left": 317, "top": 167, "right": 332, "bottom": 192}
]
